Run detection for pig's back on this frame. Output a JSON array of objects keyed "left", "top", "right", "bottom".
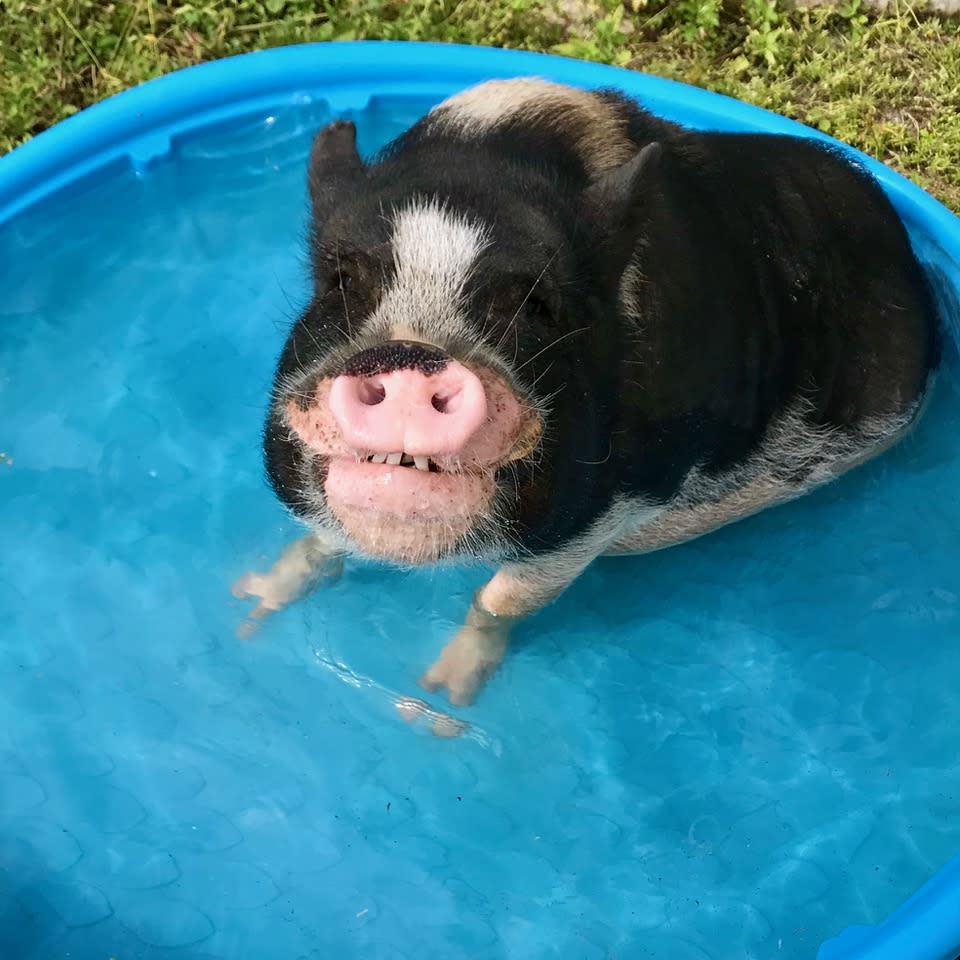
[{"left": 609, "top": 106, "right": 941, "bottom": 501}]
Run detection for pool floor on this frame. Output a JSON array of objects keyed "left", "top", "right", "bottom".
[{"left": 1, "top": 98, "right": 959, "bottom": 959}]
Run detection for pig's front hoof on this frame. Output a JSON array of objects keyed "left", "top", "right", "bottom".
[
  {"left": 231, "top": 553, "right": 344, "bottom": 639},
  {"left": 395, "top": 696, "right": 469, "bottom": 738},
  {"left": 419, "top": 625, "right": 508, "bottom": 706},
  {"left": 231, "top": 572, "right": 288, "bottom": 638}
]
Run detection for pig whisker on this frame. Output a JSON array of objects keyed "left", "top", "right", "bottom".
[
  {"left": 474, "top": 301, "right": 497, "bottom": 346},
  {"left": 295, "top": 314, "right": 329, "bottom": 363},
  {"left": 498, "top": 461, "right": 522, "bottom": 509},
  {"left": 335, "top": 242, "right": 353, "bottom": 340},
  {"left": 575, "top": 438, "right": 613, "bottom": 466},
  {"left": 290, "top": 333, "right": 307, "bottom": 383},
  {"left": 514, "top": 327, "right": 590, "bottom": 375},
  {"left": 269, "top": 283, "right": 303, "bottom": 334},
  {"left": 276, "top": 279, "right": 304, "bottom": 320},
  {"left": 528, "top": 359, "right": 556, "bottom": 394},
  {"left": 533, "top": 385, "right": 565, "bottom": 428},
  {"left": 492, "top": 313, "right": 514, "bottom": 355},
  {"left": 535, "top": 383, "right": 564, "bottom": 407},
  {"left": 494, "top": 249, "right": 561, "bottom": 360}
]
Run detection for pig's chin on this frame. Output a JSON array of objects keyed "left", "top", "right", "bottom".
[{"left": 323, "top": 459, "right": 496, "bottom": 564}]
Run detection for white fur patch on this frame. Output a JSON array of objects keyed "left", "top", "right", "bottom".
[
  {"left": 610, "top": 399, "right": 920, "bottom": 556},
  {"left": 429, "top": 78, "right": 634, "bottom": 177},
  {"left": 618, "top": 251, "right": 646, "bottom": 323},
  {"left": 363, "top": 198, "right": 489, "bottom": 346},
  {"left": 431, "top": 78, "right": 574, "bottom": 131}
]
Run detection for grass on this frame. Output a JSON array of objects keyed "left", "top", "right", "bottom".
[{"left": 0, "top": 0, "right": 958, "bottom": 210}]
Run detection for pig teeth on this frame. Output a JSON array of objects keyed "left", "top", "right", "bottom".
[{"left": 367, "top": 452, "right": 434, "bottom": 471}]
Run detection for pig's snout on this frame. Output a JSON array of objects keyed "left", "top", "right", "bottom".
[{"left": 328, "top": 342, "right": 488, "bottom": 457}]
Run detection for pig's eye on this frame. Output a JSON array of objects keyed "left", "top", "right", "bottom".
[
  {"left": 488, "top": 280, "right": 556, "bottom": 326},
  {"left": 526, "top": 294, "right": 552, "bottom": 322},
  {"left": 320, "top": 264, "right": 357, "bottom": 296}
]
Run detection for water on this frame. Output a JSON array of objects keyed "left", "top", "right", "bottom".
[{"left": 1, "top": 97, "right": 959, "bottom": 960}]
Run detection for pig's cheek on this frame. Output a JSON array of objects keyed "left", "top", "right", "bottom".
[
  {"left": 284, "top": 394, "right": 345, "bottom": 455},
  {"left": 468, "top": 372, "right": 528, "bottom": 461}
]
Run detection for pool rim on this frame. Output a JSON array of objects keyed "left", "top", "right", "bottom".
[
  {"left": 0, "top": 40, "right": 957, "bottom": 257},
  {"left": 0, "top": 38, "right": 958, "bottom": 960}
]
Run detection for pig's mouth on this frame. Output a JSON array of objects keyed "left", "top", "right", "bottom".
[{"left": 319, "top": 451, "right": 500, "bottom": 561}]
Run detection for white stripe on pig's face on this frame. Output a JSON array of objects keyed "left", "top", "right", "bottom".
[{"left": 362, "top": 198, "right": 491, "bottom": 348}]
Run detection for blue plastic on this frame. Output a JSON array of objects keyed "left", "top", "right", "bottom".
[
  {"left": 818, "top": 850, "right": 960, "bottom": 960},
  {"left": 1, "top": 40, "right": 959, "bottom": 271},
  {"left": 1, "top": 41, "right": 959, "bottom": 960}
]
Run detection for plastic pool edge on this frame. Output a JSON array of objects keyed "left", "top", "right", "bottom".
[
  {"left": 1, "top": 40, "right": 959, "bottom": 264},
  {"left": 2, "top": 39, "right": 959, "bottom": 960},
  {"left": 817, "top": 850, "right": 960, "bottom": 960}
]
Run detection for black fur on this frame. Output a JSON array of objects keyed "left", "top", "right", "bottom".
[{"left": 265, "top": 85, "right": 941, "bottom": 560}]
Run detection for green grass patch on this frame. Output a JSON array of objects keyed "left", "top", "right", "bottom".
[{"left": 0, "top": 0, "right": 958, "bottom": 210}]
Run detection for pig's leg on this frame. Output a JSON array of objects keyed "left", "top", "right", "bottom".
[
  {"left": 608, "top": 476, "right": 792, "bottom": 556},
  {"left": 232, "top": 534, "right": 344, "bottom": 638},
  {"left": 419, "top": 561, "right": 578, "bottom": 706}
]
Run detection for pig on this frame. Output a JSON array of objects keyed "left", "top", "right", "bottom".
[{"left": 233, "top": 78, "right": 941, "bottom": 708}]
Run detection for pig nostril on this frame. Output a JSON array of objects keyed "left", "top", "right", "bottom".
[
  {"left": 431, "top": 387, "right": 462, "bottom": 415},
  {"left": 358, "top": 379, "right": 385, "bottom": 406}
]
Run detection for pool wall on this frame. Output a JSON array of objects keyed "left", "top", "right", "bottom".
[{"left": 1, "top": 40, "right": 958, "bottom": 960}]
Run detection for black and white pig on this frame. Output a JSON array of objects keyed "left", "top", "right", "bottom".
[{"left": 233, "top": 78, "right": 941, "bottom": 709}]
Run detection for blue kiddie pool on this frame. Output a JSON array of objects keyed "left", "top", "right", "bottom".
[{"left": 1, "top": 41, "right": 959, "bottom": 960}]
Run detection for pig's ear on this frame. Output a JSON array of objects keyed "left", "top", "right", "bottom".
[
  {"left": 583, "top": 141, "right": 662, "bottom": 273},
  {"left": 308, "top": 119, "right": 364, "bottom": 222}
]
